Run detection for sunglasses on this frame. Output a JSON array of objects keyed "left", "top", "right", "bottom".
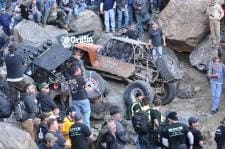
[{"left": 43, "top": 86, "right": 49, "bottom": 89}]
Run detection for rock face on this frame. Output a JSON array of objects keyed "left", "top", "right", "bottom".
[
  {"left": 189, "top": 35, "right": 218, "bottom": 71},
  {"left": 69, "top": 10, "right": 102, "bottom": 39},
  {"left": 158, "top": 0, "right": 223, "bottom": 52},
  {"left": 0, "top": 122, "right": 38, "bottom": 149},
  {"left": 13, "top": 20, "right": 67, "bottom": 47}
]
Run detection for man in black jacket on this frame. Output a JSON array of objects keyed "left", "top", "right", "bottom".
[
  {"left": 5, "top": 44, "right": 27, "bottom": 109},
  {"left": 36, "top": 83, "right": 56, "bottom": 113},
  {"left": 215, "top": 117, "right": 225, "bottom": 149},
  {"left": 70, "top": 66, "right": 91, "bottom": 127},
  {"left": 21, "top": 83, "right": 37, "bottom": 140}
]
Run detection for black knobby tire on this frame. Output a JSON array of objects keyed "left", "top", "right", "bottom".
[
  {"left": 84, "top": 71, "right": 106, "bottom": 102},
  {"left": 123, "top": 80, "right": 155, "bottom": 107},
  {"left": 156, "top": 55, "right": 183, "bottom": 81},
  {"left": 103, "top": 80, "right": 111, "bottom": 97},
  {"left": 155, "top": 82, "right": 177, "bottom": 105}
]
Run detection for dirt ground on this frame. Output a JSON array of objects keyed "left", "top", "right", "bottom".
[{"left": 101, "top": 52, "right": 225, "bottom": 149}]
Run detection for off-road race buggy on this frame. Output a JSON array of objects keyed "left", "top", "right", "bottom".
[
  {"left": 73, "top": 36, "right": 184, "bottom": 106},
  {"left": 0, "top": 31, "right": 110, "bottom": 118}
]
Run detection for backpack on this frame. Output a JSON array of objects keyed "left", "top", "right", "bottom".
[
  {"left": 132, "top": 109, "right": 151, "bottom": 134},
  {"left": 93, "top": 123, "right": 108, "bottom": 149},
  {"left": 15, "top": 99, "right": 27, "bottom": 121},
  {"left": 0, "top": 95, "right": 12, "bottom": 118}
]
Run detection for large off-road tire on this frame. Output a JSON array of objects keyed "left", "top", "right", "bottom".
[
  {"left": 156, "top": 55, "right": 183, "bottom": 81},
  {"left": 84, "top": 71, "right": 106, "bottom": 102},
  {"left": 103, "top": 80, "right": 111, "bottom": 97},
  {"left": 155, "top": 82, "right": 177, "bottom": 105},
  {"left": 123, "top": 80, "right": 155, "bottom": 107}
]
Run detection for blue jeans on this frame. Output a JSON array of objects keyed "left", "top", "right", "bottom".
[
  {"left": 12, "top": 15, "right": 23, "bottom": 28},
  {"left": 73, "top": 2, "right": 87, "bottom": 16},
  {"left": 72, "top": 99, "right": 91, "bottom": 127},
  {"left": 135, "top": 12, "right": 150, "bottom": 35},
  {"left": 33, "top": 10, "right": 42, "bottom": 23},
  {"left": 136, "top": 135, "right": 148, "bottom": 149},
  {"left": 153, "top": 46, "right": 162, "bottom": 61},
  {"left": 104, "top": 8, "right": 115, "bottom": 32},
  {"left": 64, "top": 7, "right": 73, "bottom": 24},
  {"left": 210, "top": 83, "right": 222, "bottom": 111},
  {"left": 128, "top": 5, "right": 133, "bottom": 25},
  {"left": 153, "top": 0, "right": 161, "bottom": 9},
  {"left": 117, "top": 8, "right": 129, "bottom": 31}
]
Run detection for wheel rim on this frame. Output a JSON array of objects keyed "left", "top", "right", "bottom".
[
  {"left": 130, "top": 88, "right": 144, "bottom": 103},
  {"left": 85, "top": 77, "right": 98, "bottom": 92}
]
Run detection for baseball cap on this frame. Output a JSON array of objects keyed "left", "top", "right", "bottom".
[
  {"left": 45, "top": 133, "right": 57, "bottom": 142},
  {"left": 39, "top": 83, "right": 49, "bottom": 89},
  {"left": 109, "top": 105, "right": 121, "bottom": 116},
  {"left": 188, "top": 116, "right": 199, "bottom": 125},
  {"left": 74, "top": 113, "right": 83, "bottom": 121},
  {"left": 167, "top": 111, "right": 178, "bottom": 121}
]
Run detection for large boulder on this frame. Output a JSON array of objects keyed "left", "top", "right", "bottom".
[
  {"left": 158, "top": 0, "right": 223, "bottom": 52},
  {"left": 69, "top": 10, "right": 103, "bottom": 39},
  {"left": 13, "top": 20, "right": 67, "bottom": 47},
  {"left": 189, "top": 35, "right": 218, "bottom": 71},
  {"left": 0, "top": 122, "right": 38, "bottom": 149}
]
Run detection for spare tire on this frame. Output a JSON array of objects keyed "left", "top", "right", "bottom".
[
  {"left": 156, "top": 55, "right": 183, "bottom": 81},
  {"left": 84, "top": 71, "right": 106, "bottom": 102},
  {"left": 155, "top": 82, "right": 177, "bottom": 105},
  {"left": 123, "top": 80, "right": 155, "bottom": 107}
]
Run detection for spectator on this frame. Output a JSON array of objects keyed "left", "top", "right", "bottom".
[
  {"left": 129, "top": 92, "right": 144, "bottom": 118},
  {"left": 61, "top": 106, "right": 75, "bottom": 148},
  {"left": 30, "top": 0, "right": 42, "bottom": 25},
  {"left": 188, "top": 116, "right": 203, "bottom": 149},
  {"left": 206, "top": 0, "right": 224, "bottom": 48},
  {"left": 59, "top": 0, "right": 73, "bottom": 24},
  {"left": 109, "top": 105, "right": 127, "bottom": 149},
  {"left": 133, "top": 96, "right": 151, "bottom": 149},
  {"left": 38, "top": 133, "right": 61, "bottom": 149},
  {"left": 0, "top": 8, "right": 12, "bottom": 36},
  {"left": 46, "top": 2, "right": 71, "bottom": 31},
  {"left": 20, "top": 83, "right": 37, "bottom": 140},
  {"left": 215, "top": 117, "right": 225, "bottom": 149},
  {"left": 207, "top": 56, "right": 224, "bottom": 114},
  {"left": 37, "top": 113, "right": 49, "bottom": 145},
  {"left": 126, "top": 23, "right": 139, "bottom": 39},
  {"left": 49, "top": 107, "right": 60, "bottom": 119},
  {"left": 162, "top": 111, "right": 194, "bottom": 149},
  {"left": 42, "top": 0, "right": 56, "bottom": 26},
  {"left": 100, "top": 0, "right": 116, "bottom": 33},
  {"left": 70, "top": 66, "right": 91, "bottom": 127},
  {"left": 149, "top": 21, "right": 166, "bottom": 60},
  {"left": 20, "top": 1, "right": 30, "bottom": 20},
  {"left": 5, "top": 44, "right": 27, "bottom": 110},
  {"left": 74, "top": 0, "right": 87, "bottom": 18},
  {"left": 11, "top": 3, "right": 23, "bottom": 28},
  {"left": 36, "top": 83, "right": 57, "bottom": 113},
  {"left": 101, "top": 119, "right": 118, "bottom": 149},
  {"left": 47, "top": 118, "right": 66, "bottom": 149},
  {"left": 133, "top": 0, "right": 150, "bottom": 35},
  {"left": 64, "top": 49, "right": 85, "bottom": 80},
  {"left": 69, "top": 112, "right": 92, "bottom": 149},
  {"left": 149, "top": 98, "right": 163, "bottom": 148},
  {"left": 127, "top": 0, "right": 133, "bottom": 25},
  {"left": 116, "top": 0, "right": 129, "bottom": 32}
]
